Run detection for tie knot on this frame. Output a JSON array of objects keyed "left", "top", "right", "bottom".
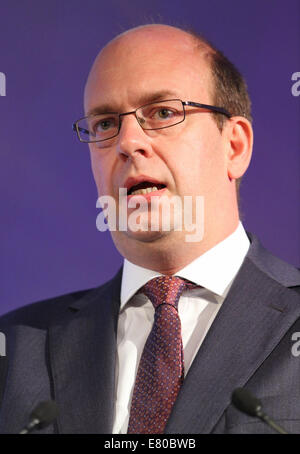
[{"left": 140, "top": 275, "right": 197, "bottom": 310}]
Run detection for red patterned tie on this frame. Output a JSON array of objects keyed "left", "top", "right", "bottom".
[{"left": 127, "top": 275, "right": 197, "bottom": 434}]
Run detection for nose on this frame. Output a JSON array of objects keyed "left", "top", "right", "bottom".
[{"left": 116, "top": 113, "right": 152, "bottom": 161}]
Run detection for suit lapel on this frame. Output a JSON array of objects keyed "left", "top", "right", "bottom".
[
  {"left": 48, "top": 268, "right": 122, "bottom": 434},
  {"left": 166, "top": 248, "right": 300, "bottom": 434}
]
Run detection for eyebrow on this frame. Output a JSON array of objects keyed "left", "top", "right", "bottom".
[{"left": 86, "top": 90, "right": 180, "bottom": 116}]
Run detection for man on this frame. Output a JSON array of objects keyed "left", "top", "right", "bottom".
[{"left": 0, "top": 24, "right": 300, "bottom": 434}]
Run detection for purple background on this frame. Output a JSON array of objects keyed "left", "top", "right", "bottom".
[{"left": 0, "top": 0, "right": 299, "bottom": 316}]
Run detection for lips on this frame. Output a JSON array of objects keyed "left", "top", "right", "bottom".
[{"left": 124, "top": 175, "right": 166, "bottom": 196}]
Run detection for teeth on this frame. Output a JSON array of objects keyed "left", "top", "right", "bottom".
[{"left": 131, "top": 186, "right": 158, "bottom": 195}]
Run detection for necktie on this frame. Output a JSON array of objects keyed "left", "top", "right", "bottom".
[{"left": 127, "top": 275, "right": 197, "bottom": 434}]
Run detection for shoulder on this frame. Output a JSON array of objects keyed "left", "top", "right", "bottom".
[
  {"left": 246, "top": 231, "right": 300, "bottom": 291},
  {"left": 0, "top": 288, "right": 94, "bottom": 331},
  {"left": 0, "top": 267, "right": 123, "bottom": 331}
]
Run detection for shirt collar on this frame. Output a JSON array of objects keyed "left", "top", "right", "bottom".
[{"left": 120, "top": 221, "right": 250, "bottom": 308}]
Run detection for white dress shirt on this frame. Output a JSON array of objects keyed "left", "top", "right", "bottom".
[{"left": 112, "top": 222, "right": 250, "bottom": 434}]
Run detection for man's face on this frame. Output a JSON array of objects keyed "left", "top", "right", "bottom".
[{"left": 84, "top": 27, "right": 230, "bottom": 254}]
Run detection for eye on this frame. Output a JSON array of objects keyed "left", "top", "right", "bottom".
[
  {"left": 95, "top": 117, "right": 116, "bottom": 131},
  {"left": 138, "top": 101, "right": 183, "bottom": 127},
  {"left": 145, "top": 106, "right": 178, "bottom": 122},
  {"left": 157, "top": 108, "right": 174, "bottom": 119},
  {"left": 143, "top": 106, "right": 176, "bottom": 120}
]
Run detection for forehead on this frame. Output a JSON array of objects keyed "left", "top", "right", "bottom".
[{"left": 84, "top": 26, "right": 213, "bottom": 113}]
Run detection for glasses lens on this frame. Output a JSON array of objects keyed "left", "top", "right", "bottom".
[
  {"left": 77, "top": 114, "right": 119, "bottom": 142},
  {"left": 137, "top": 100, "right": 184, "bottom": 130}
]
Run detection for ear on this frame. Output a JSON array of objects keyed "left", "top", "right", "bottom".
[{"left": 223, "top": 116, "right": 253, "bottom": 181}]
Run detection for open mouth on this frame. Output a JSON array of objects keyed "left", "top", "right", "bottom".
[{"left": 128, "top": 181, "right": 166, "bottom": 196}]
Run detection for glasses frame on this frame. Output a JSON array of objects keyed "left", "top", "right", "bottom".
[{"left": 72, "top": 99, "right": 232, "bottom": 143}]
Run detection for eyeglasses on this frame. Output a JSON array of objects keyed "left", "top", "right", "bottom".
[{"left": 72, "top": 99, "right": 232, "bottom": 145}]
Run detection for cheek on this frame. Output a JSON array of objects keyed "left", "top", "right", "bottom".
[
  {"left": 168, "top": 126, "right": 225, "bottom": 195},
  {"left": 90, "top": 150, "right": 112, "bottom": 196}
]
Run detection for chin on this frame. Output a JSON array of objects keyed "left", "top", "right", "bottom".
[
  {"left": 111, "top": 228, "right": 173, "bottom": 248},
  {"left": 124, "top": 228, "right": 169, "bottom": 243}
]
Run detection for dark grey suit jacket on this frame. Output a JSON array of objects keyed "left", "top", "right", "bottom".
[{"left": 1, "top": 232, "right": 300, "bottom": 434}]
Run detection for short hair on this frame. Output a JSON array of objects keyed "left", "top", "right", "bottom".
[{"left": 185, "top": 29, "right": 253, "bottom": 210}]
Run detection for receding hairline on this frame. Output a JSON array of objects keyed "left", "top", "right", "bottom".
[
  {"left": 102, "top": 24, "right": 214, "bottom": 58},
  {"left": 84, "top": 24, "right": 216, "bottom": 106}
]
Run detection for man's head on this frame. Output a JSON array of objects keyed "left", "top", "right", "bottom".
[{"left": 83, "top": 24, "right": 253, "bottom": 273}]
